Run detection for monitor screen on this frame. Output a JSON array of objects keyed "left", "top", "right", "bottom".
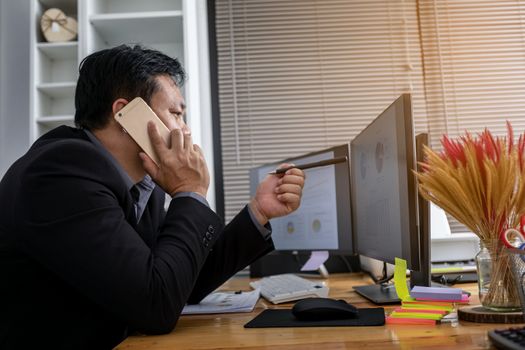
[
  {"left": 350, "top": 94, "right": 420, "bottom": 270},
  {"left": 249, "top": 144, "right": 353, "bottom": 253}
]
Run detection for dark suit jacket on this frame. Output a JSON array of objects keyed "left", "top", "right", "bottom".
[{"left": 0, "top": 126, "right": 274, "bottom": 349}]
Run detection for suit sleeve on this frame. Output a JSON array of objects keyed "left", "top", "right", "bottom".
[
  {"left": 15, "top": 141, "right": 222, "bottom": 334},
  {"left": 187, "top": 206, "right": 274, "bottom": 304}
]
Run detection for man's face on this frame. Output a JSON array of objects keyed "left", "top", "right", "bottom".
[{"left": 149, "top": 75, "right": 188, "bottom": 133}]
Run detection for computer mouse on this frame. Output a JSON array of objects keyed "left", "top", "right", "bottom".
[{"left": 291, "top": 297, "right": 358, "bottom": 321}]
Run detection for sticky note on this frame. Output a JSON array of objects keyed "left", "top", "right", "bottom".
[
  {"left": 403, "top": 300, "right": 454, "bottom": 307},
  {"left": 390, "top": 312, "right": 443, "bottom": 320},
  {"left": 393, "top": 308, "right": 447, "bottom": 315},
  {"left": 410, "top": 286, "right": 462, "bottom": 301},
  {"left": 401, "top": 302, "right": 454, "bottom": 312},
  {"left": 385, "top": 316, "right": 436, "bottom": 325},
  {"left": 414, "top": 293, "right": 470, "bottom": 303},
  {"left": 394, "top": 257, "right": 410, "bottom": 301}
]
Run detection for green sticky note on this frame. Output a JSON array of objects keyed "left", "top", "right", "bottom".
[
  {"left": 394, "top": 257, "right": 410, "bottom": 301},
  {"left": 401, "top": 303, "right": 454, "bottom": 312}
]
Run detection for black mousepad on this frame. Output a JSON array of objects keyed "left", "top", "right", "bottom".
[{"left": 244, "top": 307, "right": 385, "bottom": 328}]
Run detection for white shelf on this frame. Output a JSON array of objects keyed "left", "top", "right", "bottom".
[
  {"left": 37, "top": 115, "right": 74, "bottom": 123},
  {"left": 90, "top": 10, "right": 182, "bottom": 21},
  {"left": 36, "top": 49, "right": 78, "bottom": 84},
  {"left": 90, "top": 11, "right": 183, "bottom": 45},
  {"left": 37, "top": 82, "right": 76, "bottom": 98},
  {"left": 37, "top": 118, "right": 76, "bottom": 135},
  {"left": 39, "top": 0, "right": 77, "bottom": 12},
  {"left": 89, "top": 0, "right": 181, "bottom": 14},
  {"left": 37, "top": 42, "right": 78, "bottom": 60}
]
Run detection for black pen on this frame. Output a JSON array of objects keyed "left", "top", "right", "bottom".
[{"left": 269, "top": 156, "right": 348, "bottom": 175}]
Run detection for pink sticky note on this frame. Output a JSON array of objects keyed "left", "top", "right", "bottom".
[{"left": 394, "top": 308, "right": 447, "bottom": 315}]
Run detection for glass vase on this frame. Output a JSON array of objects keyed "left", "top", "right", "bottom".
[{"left": 475, "top": 239, "right": 521, "bottom": 311}]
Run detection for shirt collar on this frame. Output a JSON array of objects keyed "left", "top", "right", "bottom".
[{"left": 83, "top": 129, "right": 135, "bottom": 190}]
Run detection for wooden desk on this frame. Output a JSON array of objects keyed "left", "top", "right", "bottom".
[{"left": 116, "top": 273, "right": 520, "bottom": 349}]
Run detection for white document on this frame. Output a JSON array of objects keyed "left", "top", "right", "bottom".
[{"left": 181, "top": 289, "right": 260, "bottom": 315}]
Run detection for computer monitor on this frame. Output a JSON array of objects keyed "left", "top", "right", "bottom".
[
  {"left": 351, "top": 94, "right": 428, "bottom": 303},
  {"left": 414, "top": 133, "right": 431, "bottom": 288},
  {"left": 249, "top": 143, "right": 353, "bottom": 255}
]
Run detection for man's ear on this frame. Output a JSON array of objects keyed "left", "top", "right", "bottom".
[{"left": 112, "top": 98, "right": 129, "bottom": 116}]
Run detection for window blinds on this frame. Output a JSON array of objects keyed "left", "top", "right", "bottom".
[
  {"left": 215, "top": 0, "right": 428, "bottom": 221},
  {"left": 419, "top": 0, "right": 525, "bottom": 141},
  {"left": 418, "top": 0, "right": 525, "bottom": 232}
]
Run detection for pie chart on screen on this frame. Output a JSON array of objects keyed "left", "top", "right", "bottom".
[{"left": 312, "top": 219, "right": 321, "bottom": 233}]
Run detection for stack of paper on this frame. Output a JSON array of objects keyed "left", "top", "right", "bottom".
[
  {"left": 410, "top": 286, "right": 463, "bottom": 302},
  {"left": 388, "top": 299, "right": 456, "bottom": 325},
  {"left": 385, "top": 258, "right": 469, "bottom": 325},
  {"left": 182, "top": 289, "right": 260, "bottom": 315}
]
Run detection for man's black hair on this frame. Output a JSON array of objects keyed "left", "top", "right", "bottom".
[{"left": 74, "top": 44, "right": 186, "bottom": 130}]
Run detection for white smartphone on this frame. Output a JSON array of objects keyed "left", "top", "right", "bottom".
[{"left": 114, "top": 97, "right": 170, "bottom": 166}]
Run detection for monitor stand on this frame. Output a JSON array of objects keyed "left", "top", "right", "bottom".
[
  {"left": 318, "top": 263, "right": 329, "bottom": 278},
  {"left": 297, "top": 251, "right": 331, "bottom": 278},
  {"left": 353, "top": 284, "right": 400, "bottom": 304},
  {"left": 353, "top": 280, "right": 451, "bottom": 305},
  {"left": 297, "top": 263, "right": 330, "bottom": 279}
]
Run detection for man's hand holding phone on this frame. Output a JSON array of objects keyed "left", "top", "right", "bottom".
[{"left": 140, "top": 122, "right": 210, "bottom": 198}]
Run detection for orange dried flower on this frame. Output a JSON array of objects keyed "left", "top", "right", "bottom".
[{"left": 416, "top": 122, "right": 525, "bottom": 241}]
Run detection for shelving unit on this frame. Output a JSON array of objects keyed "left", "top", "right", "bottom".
[
  {"left": 30, "top": 0, "right": 188, "bottom": 141},
  {"left": 30, "top": 0, "right": 78, "bottom": 139}
]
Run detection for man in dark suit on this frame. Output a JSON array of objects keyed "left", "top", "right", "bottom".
[{"left": 0, "top": 45, "right": 305, "bottom": 349}]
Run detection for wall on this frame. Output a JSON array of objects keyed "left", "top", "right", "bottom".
[{"left": 0, "top": 0, "right": 31, "bottom": 176}]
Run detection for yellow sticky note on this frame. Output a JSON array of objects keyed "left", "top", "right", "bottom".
[
  {"left": 402, "top": 304, "right": 454, "bottom": 312},
  {"left": 390, "top": 312, "right": 443, "bottom": 320},
  {"left": 394, "top": 257, "right": 410, "bottom": 301}
]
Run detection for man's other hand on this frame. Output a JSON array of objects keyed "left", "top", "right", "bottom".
[{"left": 249, "top": 163, "right": 305, "bottom": 225}]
